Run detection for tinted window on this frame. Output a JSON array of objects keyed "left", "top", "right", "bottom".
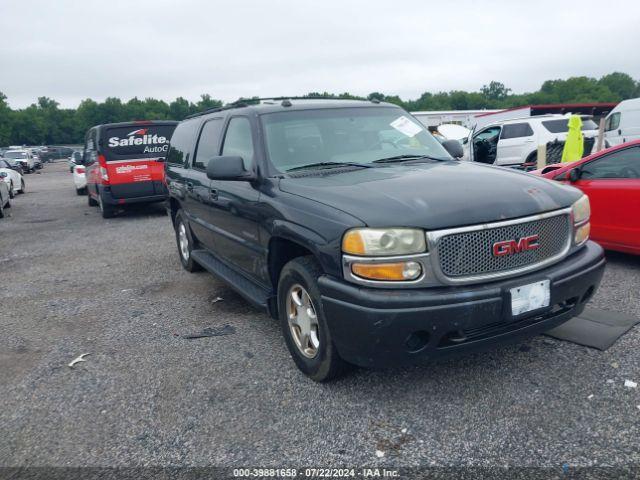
[
  {"left": 168, "top": 120, "right": 199, "bottom": 168},
  {"left": 605, "top": 112, "right": 621, "bottom": 132},
  {"left": 193, "top": 118, "right": 224, "bottom": 170},
  {"left": 5, "top": 151, "right": 27, "bottom": 159},
  {"left": 500, "top": 123, "right": 534, "bottom": 139},
  {"left": 581, "top": 146, "right": 639, "bottom": 179},
  {"left": 103, "top": 124, "right": 176, "bottom": 161},
  {"left": 542, "top": 118, "right": 598, "bottom": 133},
  {"left": 261, "top": 108, "right": 450, "bottom": 171},
  {"left": 222, "top": 117, "right": 254, "bottom": 169}
]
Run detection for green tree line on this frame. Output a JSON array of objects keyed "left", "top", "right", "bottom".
[{"left": 1, "top": 72, "right": 639, "bottom": 147}]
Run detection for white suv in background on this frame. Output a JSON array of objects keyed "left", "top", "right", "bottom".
[
  {"left": 464, "top": 115, "right": 599, "bottom": 167},
  {"left": 3, "top": 149, "right": 36, "bottom": 173}
]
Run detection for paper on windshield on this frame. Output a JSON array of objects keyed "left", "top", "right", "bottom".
[{"left": 390, "top": 116, "right": 422, "bottom": 137}]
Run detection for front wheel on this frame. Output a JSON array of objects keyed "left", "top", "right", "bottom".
[
  {"left": 18, "top": 179, "right": 25, "bottom": 194},
  {"left": 174, "top": 210, "right": 202, "bottom": 272},
  {"left": 8, "top": 182, "right": 14, "bottom": 199},
  {"left": 278, "top": 256, "right": 347, "bottom": 382}
]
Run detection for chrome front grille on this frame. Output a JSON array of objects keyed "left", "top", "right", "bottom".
[{"left": 429, "top": 210, "right": 572, "bottom": 282}]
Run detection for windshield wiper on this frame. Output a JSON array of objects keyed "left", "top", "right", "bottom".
[
  {"left": 286, "top": 161, "right": 373, "bottom": 172},
  {"left": 373, "top": 154, "right": 449, "bottom": 164}
]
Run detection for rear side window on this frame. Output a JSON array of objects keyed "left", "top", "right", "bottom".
[
  {"left": 221, "top": 117, "right": 254, "bottom": 169},
  {"left": 103, "top": 124, "right": 176, "bottom": 161},
  {"left": 167, "top": 120, "right": 199, "bottom": 167},
  {"left": 500, "top": 123, "right": 534, "bottom": 139},
  {"left": 543, "top": 118, "right": 598, "bottom": 133},
  {"left": 193, "top": 118, "right": 224, "bottom": 170}
]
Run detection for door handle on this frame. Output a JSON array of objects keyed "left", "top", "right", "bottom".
[
  {"left": 186, "top": 182, "right": 194, "bottom": 192},
  {"left": 209, "top": 188, "right": 218, "bottom": 200}
]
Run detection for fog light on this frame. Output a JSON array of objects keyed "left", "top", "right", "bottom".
[
  {"left": 351, "top": 261, "right": 422, "bottom": 281},
  {"left": 575, "top": 222, "right": 590, "bottom": 245}
]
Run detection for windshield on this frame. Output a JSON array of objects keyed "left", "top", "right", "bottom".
[
  {"left": 5, "top": 151, "right": 27, "bottom": 159},
  {"left": 260, "top": 107, "right": 451, "bottom": 171}
]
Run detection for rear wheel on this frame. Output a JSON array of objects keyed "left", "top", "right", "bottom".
[
  {"left": 98, "top": 195, "right": 114, "bottom": 218},
  {"left": 76, "top": 187, "right": 87, "bottom": 196},
  {"left": 87, "top": 189, "right": 98, "bottom": 206},
  {"left": 0, "top": 197, "right": 4, "bottom": 218},
  {"left": 278, "top": 256, "right": 347, "bottom": 382},
  {"left": 174, "top": 210, "right": 202, "bottom": 272}
]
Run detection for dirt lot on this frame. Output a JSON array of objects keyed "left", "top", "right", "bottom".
[{"left": 1, "top": 162, "right": 640, "bottom": 470}]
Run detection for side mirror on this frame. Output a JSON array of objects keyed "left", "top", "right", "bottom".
[
  {"left": 0, "top": 172, "right": 7, "bottom": 178},
  {"left": 442, "top": 139, "right": 464, "bottom": 159},
  {"left": 568, "top": 168, "right": 582, "bottom": 182},
  {"left": 206, "top": 156, "right": 253, "bottom": 181}
]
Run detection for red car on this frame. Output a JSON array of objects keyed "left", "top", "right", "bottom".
[{"left": 532, "top": 140, "right": 640, "bottom": 255}]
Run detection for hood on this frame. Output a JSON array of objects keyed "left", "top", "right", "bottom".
[{"left": 279, "top": 161, "right": 581, "bottom": 230}]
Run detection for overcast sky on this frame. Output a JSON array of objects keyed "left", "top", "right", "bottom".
[{"left": 2, "top": 0, "right": 640, "bottom": 108}]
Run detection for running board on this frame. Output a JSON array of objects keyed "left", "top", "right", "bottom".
[{"left": 191, "top": 249, "right": 273, "bottom": 310}]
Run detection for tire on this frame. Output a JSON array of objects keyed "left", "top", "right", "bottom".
[
  {"left": 174, "top": 210, "right": 202, "bottom": 272},
  {"left": 278, "top": 256, "right": 347, "bottom": 382},
  {"left": 0, "top": 197, "right": 4, "bottom": 218},
  {"left": 88, "top": 190, "right": 98, "bottom": 206},
  {"left": 76, "top": 187, "right": 87, "bottom": 196},
  {"left": 8, "top": 182, "right": 14, "bottom": 199},
  {"left": 18, "top": 179, "right": 25, "bottom": 194},
  {"left": 98, "top": 195, "right": 114, "bottom": 218}
]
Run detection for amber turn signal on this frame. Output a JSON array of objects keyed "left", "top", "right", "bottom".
[
  {"left": 351, "top": 261, "right": 422, "bottom": 281},
  {"left": 575, "top": 222, "right": 590, "bottom": 245}
]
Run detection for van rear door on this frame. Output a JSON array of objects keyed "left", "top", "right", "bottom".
[{"left": 102, "top": 123, "right": 176, "bottom": 199}]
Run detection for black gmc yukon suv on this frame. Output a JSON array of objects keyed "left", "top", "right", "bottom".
[{"left": 166, "top": 99, "right": 604, "bottom": 381}]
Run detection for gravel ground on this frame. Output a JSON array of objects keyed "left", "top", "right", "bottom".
[{"left": 1, "top": 162, "right": 639, "bottom": 472}]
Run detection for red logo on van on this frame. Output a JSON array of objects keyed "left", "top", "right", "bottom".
[{"left": 127, "top": 128, "right": 149, "bottom": 136}]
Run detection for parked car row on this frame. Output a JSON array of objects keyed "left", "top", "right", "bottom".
[{"left": 0, "top": 157, "right": 27, "bottom": 219}]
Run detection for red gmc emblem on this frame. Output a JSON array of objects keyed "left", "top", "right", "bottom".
[{"left": 492, "top": 234, "right": 540, "bottom": 257}]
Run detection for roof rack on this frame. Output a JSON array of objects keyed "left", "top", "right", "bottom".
[
  {"left": 184, "top": 102, "right": 249, "bottom": 120},
  {"left": 184, "top": 96, "right": 376, "bottom": 119}
]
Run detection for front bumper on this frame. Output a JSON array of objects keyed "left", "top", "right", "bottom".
[{"left": 319, "top": 241, "right": 605, "bottom": 368}]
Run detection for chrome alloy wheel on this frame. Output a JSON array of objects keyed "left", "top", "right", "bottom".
[
  {"left": 178, "top": 222, "right": 190, "bottom": 260},
  {"left": 287, "top": 284, "right": 320, "bottom": 358}
]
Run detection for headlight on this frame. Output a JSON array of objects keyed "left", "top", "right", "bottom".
[
  {"left": 342, "top": 228, "right": 427, "bottom": 256},
  {"left": 572, "top": 195, "right": 590, "bottom": 225},
  {"left": 571, "top": 195, "right": 591, "bottom": 246}
]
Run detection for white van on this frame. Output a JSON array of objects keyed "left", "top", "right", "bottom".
[{"left": 604, "top": 98, "right": 640, "bottom": 147}]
